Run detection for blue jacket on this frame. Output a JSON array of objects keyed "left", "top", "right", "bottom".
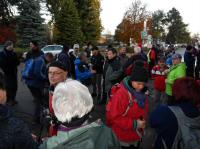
[
  {"left": 75, "top": 58, "right": 92, "bottom": 85},
  {"left": 0, "top": 105, "right": 38, "bottom": 149},
  {"left": 166, "top": 57, "right": 173, "bottom": 67},
  {"left": 24, "top": 55, "right": 47, "bottom": 88},
  {"left": 149, "top": 102, "right": 200, "bottom": 149}
]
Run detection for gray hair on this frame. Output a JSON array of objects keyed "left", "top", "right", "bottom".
[{"left": 52, "top": 79, "right": 93, "bottom": 123}]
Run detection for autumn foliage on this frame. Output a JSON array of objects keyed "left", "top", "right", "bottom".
[
  {"left": 0, "top": 26, "right": 16, "bottom": 44},
  {"left": 115, "top": 18, "right": 152, "bottom": 45}
]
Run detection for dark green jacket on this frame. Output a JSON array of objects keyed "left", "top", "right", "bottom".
[{"left": 39, "top": 122, "right": 120, "bottom": 149}]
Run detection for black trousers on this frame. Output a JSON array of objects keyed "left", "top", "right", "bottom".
[
  {"left": 186, "top": 68, "right": 194, "bottom": 78},
  {"left": 28, "top": 86, "right": 44, "bottom": 121},
  {"left": 195, "top": 66, "right": 200, "bottom": 80}
]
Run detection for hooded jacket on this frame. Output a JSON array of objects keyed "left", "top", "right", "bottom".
[
  {"left": 39, "top": 121, "right": 120, "bottom": 149},
  {"left": 0, "top": 105, "right": 38, "bottom": 149},
  {"left": 75, "top": 58, "right": 92, "bottom": 85},
  {"left": 166, "top": 63, "right": 186, "bottom": 96},
  {"left": 106, "top": 77, "right": 149, "bottom": 143}
]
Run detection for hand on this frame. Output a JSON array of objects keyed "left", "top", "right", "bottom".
[
  {"left": 0, "top": 90, "right": 6, "bottom": 104},
  {"left": 91, "top": 70, "right": 96, "bottom": 74},
  {"left": 31, "top": 134, "right": 37, "bottom": 142},
  {"left": 137, "top": 119, "right": 146, "bottom": 129}
]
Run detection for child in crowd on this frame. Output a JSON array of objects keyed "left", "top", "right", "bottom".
[
  {"left": 151, "top": 56, "right": 169, "bottom": 106},
  {"left": 106, "top": 64, "right": 149, "bottom": 149}
]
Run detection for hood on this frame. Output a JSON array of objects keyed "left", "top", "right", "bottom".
[
  {"left": 74, "top": 58, "right": 81, "bottom": 65},
  {"left": 122, "top": 77, "right": 147, "bottom": 108},
  {"left": 0, "top": 104, "right": 11, "bottom": 121},
  {"left": 171, "top": 62, "right": 186, "bottom": 70}
]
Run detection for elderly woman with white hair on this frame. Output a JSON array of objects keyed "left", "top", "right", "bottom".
[{"left": 39, "top": 79, "right": 120, "bottom": 149}]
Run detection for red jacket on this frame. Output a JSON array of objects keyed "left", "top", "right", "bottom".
[
  {"left": 106, "top": 82, "right": 149, "bottom": 143},
  {"left": 151, "top": 65, "right": 168, "bottom": 92}
]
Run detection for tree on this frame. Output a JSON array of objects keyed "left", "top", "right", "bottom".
[
  {"left": 166, "top": 8, "right": 191, "bottom": 44},
  {"left": 17, "top": 0, "right": 46, "bottom": 47},
  {"left": 76, "top": 0, "right": 102, "bottom": 44},
  {"left": 0, "top": 0, "right": 19, "bottom": 25},
  {"left": 0, "top": 0, "right": 19, "bottom": 44},
  {"left": 152, "top": 10, "right": 166, "bottom": 41},
  {"left": 114, "top": 0, "right": 150, "bottom": 45},
  {"left": 54, "top": 0, "right": 83, "bottom": 46}
]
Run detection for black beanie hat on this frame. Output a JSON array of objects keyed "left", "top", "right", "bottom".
[
  {"left": 48, "top": 61, "right": 68, "bottom": 71},
  {"left": 130, "top": 66, "right": 148, "bottom": 83}
]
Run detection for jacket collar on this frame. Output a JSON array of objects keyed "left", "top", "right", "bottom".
[{"left": 122, "top": 77, "right": 147, "bottom": 108}]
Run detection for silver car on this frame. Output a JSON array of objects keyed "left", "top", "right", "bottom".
[
  {"left": 23, "top": 45, "right": 63, "bottom": 59},
  {"left": 41, "top": 45, "right": 63, "bottom": 56}
]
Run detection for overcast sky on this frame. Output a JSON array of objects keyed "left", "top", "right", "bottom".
[{"left": 101, "top": 0, "right": 200, "bottom": 35}]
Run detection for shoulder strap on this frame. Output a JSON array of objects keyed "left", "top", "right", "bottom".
[
  {"left": 168, "top": 106, "right": 187, "bottom": 125},
  {"left": 122, "top": 91, "right": 133, "bottom": 117}
]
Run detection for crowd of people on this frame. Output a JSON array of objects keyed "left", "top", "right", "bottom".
[{"left": 0, "top": 40, "right": 200, "bottom": 149}]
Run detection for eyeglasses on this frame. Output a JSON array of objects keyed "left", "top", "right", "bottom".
[{"left": 48, "top": 71, "right": 63, "bottom": 76}]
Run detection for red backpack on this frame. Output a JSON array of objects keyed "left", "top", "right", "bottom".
[
  {"left": 125, "top": 60, "right": 148, "bottom": 76},
  {"left": 106, "top": 83, "right": 133, "bottom": 126}
]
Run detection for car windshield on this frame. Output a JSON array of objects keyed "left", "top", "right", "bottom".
[
  {"left": 43, "top": 46, "right": 54, "bottom": 51},
  {"left": 54, "top": 46, "right": 63, "bottom": 51}
]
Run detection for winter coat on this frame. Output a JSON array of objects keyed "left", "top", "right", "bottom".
[
  {"left": 150, "top": 102, "right": 200, "bottom": 149},
  {"left": 184, "top": 50, "right": 195, "bottom": 71},
  {"left": 166, "top": 63, "right": 186, "bottom": 96},
  {"left": 25, "top": 49, "right": 44, "bottom": 61},
  {"left": 166, "top": 57, "right": 173, "bottom": 67},
  {"left": 24, "top": 55, "right": 47, "bottom": 88},
  {"left": 104, "top": 56, "right": 123, "bottom": 92},
  {"left": 124, "top": 54, "right": 148, "bottom": 76},
  {"left": 147, "top": 48, "right": 157, "bottom": 64},
  {"left": 0, "top": 49, "right": 20, "bottom": 90},
  {"left": 69, "top": 53, "right": 76, "bottom": 79},
  {"left": 106, "top": 77, "right": 149, "bottom": 143},
  {"left": 0, "top": 105, "right": 38, "bottom": 149},
  {"left": 196, "top": 50, "right": 200, "bottom": 68},
  {"left": 151, "top": 65, "right": 169, "bottom": 92},
  {"left": 57, "top": 51, "right": 70, "bottom": 71},
  {"left": 39, "top": 121, "right": 120, "bottom": 149},
  {"left": 90, "top": 53, "right": 104, "bottom": 74},
  {"left": 119, "top": 54, "right": 129, "bottom": 67},
  {"left": 75, "top": 58, "right": 92, "bottom": 85}
]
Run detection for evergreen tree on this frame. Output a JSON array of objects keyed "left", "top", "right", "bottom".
[
  {"left": 54, "top": 0, "right": 83, "bottom": 46},
  {"left": 166, "top": 8, "right": 191, "bottom": 44},
  {"left": 152, "top": 10, "right": 166, "bottom": 42},
  {"left": 0, "top": 0, "right": 19, "bottom": 25},
  {"left": 76, "top": 0, "right": 102, "bottom": 44},
  {"left": 17, "top": 0, "right": 46, "bottom": 47}
]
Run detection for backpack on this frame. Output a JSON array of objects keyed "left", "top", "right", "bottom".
[
  {"left": 162, "top": 106, "right": 200, "bottom": 149},
  {"left": 106, "top": 83, "right": 133, "bottom": 122},
  {"left": 22, "top": 58, "right": 34, "bottom": 79},
  {"left": 125, "top": 60, "right": 148, "bottom": 76}
]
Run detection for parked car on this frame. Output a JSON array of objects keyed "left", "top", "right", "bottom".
[
  {"left": 22, "top": 45, "right": 63, "bottom": 59},
  {"left": 41, "top": 45, "right": 63, "bottom": 56}
]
